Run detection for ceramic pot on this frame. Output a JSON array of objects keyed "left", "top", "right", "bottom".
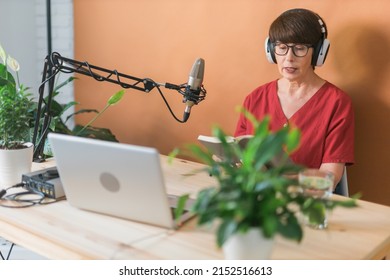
[
  {"left": 0, "top": 142, "right": 33, "bottom": 187},
  {"left": 222, "top": 228, "right": 274, "bottom": 260}
]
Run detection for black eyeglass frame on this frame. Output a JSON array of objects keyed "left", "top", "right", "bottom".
[{"left": 273, "top": 43, "right": 314, "bottom": 57}]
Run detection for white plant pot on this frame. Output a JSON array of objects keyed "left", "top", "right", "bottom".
[
  {"left": 0, "top": 142, "right": 33, "bottom": 187},
  {"left": 222, "top": 228, "right": 274, "bottom": 260}
]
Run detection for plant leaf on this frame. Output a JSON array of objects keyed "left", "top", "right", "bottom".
[
  {"left": 174, "top": 194, "right": 190, "bottom": 223},
  {"left": 72, "top": 125, "right": 119, "bottom": 142},
  {"left": 7, "top": 55, "right": 20, "bottom": 71},
  {"left": 53, "top": 76, "right": 77, "bottom": 93},
  {"left": 217, "top": 220, "right": 238, "bottom": 247},
  {"left": 262, "top": 215, "right": 278, "bottom": 238},
  {"left": 286, "top": 127, "right": 301, "bottom": 153},
  {"left": 107, "top": 90, "right": 125, "bottom": 105},
  {"left": 278, "top": 214, "right": 303, "bottom": 242}
]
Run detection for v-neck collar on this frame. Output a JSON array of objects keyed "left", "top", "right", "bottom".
[{"left": 273, "top": 80, "right": 328, "bottom": 126}]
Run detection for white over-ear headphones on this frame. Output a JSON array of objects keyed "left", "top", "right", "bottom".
[
  {"left": 313, "top": 18, "right": 330, "bottom": 66},
  {"left": 265, "top": 37, "right": 276, "bottom": 64},
  {"left": 264, "top": 14, "right": 330, "bottom": 67}
]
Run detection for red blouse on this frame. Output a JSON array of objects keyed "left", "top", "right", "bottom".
[{"left": 234, "top": 80, "right": 355, "bottom": 168}]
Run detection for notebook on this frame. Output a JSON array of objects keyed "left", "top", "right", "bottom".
[{"left": 47, "top": 133, "right": 195, "bottom": 229}]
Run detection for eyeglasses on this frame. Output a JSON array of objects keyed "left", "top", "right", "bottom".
[{"left": 274, "top": 43, "right": 313, "bottom": 57}]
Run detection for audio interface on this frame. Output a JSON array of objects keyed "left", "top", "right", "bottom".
[{"left": 22, "top": 167, "right": 65, "bottom": 199}]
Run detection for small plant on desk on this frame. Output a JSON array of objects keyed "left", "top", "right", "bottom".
[{"left": 170, "top": 107, "right": 358, "bottom": 259}]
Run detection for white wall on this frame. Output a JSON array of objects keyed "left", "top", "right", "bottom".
[
  {"left": 0, "top": 0, "right": 74, "bottom": 107},
  {"left": 0, "top": 0, "right": 38, "bottom": 92}
]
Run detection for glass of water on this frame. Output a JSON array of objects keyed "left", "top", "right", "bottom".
[{"left": 298, "top": 169, "right": 335, "bottom": 229}]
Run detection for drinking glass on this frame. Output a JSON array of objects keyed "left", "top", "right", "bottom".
[{"left": 298, "top": 169, "right": 334, "bottom": 229}]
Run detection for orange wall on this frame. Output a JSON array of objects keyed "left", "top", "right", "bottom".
[{"left": 74, "top": 0, "right": 390, "bottom": 206}]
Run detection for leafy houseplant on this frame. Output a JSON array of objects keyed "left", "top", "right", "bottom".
[
  {"left": 0, "top": 43, "right": 35, "bottom": 186},
  {"left": 171, "top": 108, "right": 357, "bottom": 258},
  {"left": 0, "top": 44, "right": 34, "bottom": 149},
  {"left": 38, "top": 76, "right": 124, "bottom": 157},
  {"left": 38, "top": 76, "right": 122, "bottom": 142},
  {"left": 0, "top": 41, "right": 123, "bottom": 184}
]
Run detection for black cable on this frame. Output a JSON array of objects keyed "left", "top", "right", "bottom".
[
  {"left": 0, "top": 182, "right": 63, "bottom": 208},
  {"left": 2, "top": 191, "right": 45, "bottom": 208},
  {"left": 0, "top": 189, "right": 6, "bottom": 199},
  {"left": 0, "top": 183, "right": 25, "bottom": 199},
  {"left": 33, "top": 115, "right": 52, "bottom": 155},
  {"left": 0, "top": 179, "right": 63, "bottom": 260},
  {"left": 155, "top": 85, "right": 186, "bottom": 123}
]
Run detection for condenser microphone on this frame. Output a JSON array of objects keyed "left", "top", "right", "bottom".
[{"left": 183, "top": 58, "right": 205, "bottom": 122}]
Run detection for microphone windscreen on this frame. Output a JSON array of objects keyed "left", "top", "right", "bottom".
[{"left": 188, "top": 58, "right": 205, "bottom": 90}]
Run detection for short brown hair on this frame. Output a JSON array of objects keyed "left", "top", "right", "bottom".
[{"left": 269, "top": 8, "right": 327, "bottom": 46}]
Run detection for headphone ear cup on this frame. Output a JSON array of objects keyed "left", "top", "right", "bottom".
[
  {"left": 264, "top": 37, "right": 276, "bottom": 64},
  {"left": 312, "top": 38, "right": 330, "bottom": 66}
]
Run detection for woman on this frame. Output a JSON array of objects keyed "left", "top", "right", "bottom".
[{"left": 234, "top": 8, "right": 354, "bottom": 189}]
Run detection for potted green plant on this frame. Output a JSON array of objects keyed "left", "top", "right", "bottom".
[
  {"left": 0, "top": 43, "right": 35, "bottom": 187},
  {"left": 0, "top": 41, "right": 124, "bottom": 182},
  {"left": 171, "top": 108, "right": 357, "bottom": 259}
]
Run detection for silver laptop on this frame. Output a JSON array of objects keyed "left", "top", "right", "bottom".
[{"left": 48, "top": 133, "right": 195, "bottom": 229}]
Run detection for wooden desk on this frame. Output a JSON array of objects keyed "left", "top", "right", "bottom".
[{"left": 0, "top": 156, "right": 389, "bottom": 259}]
